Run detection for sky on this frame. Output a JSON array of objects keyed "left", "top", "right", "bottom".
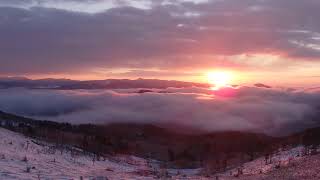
[{"left": 0, "top": 0, "right": 320, "bottom": 86}]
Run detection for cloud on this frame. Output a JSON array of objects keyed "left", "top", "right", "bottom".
[
  {"left": 0, "top": 86, "right": 319, "bottom": 136},
  {"left": 0, "top": 0, "right": 320, "bottom": 75},
  {"left": 0, "top": 0, "right": 153, "bottom": 13}
]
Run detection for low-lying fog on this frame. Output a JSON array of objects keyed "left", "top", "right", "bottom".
[{"left": 0, "top": 86, "right": 320, "bottom": 136}]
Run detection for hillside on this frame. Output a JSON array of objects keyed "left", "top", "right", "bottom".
[
  {"left": 0, "top": 127, "right": 155, "bottom": 179},
  {"left": 221, "top": 147, "right": 320, "bottom": 180},
  {"left": 1, "top": 127, "right": 320, "bottom": 179},
  {"left": 1, "top": 110, "right": 320, "bottom": 179},
  {"left": 0, "top": 110, "right": 277, "bottom": 170}
]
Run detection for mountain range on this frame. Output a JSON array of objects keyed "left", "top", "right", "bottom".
[{"left": 0, "top": 77, "right": 210, "bottom": 90}]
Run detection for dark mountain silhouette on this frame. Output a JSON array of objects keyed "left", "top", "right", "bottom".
[
  {"left": 254, "top": 83, "right": 272, "bottom": 88},
  {"left": 0, "top": 77, "right": 209, "bottom": 89}
]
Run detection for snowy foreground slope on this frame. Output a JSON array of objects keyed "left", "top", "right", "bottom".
[
  {"left": 0, "top": 127, "right": 319, "bottom": 180},
  {"left": 0, "top": 127, "right": 151, "bottom": 179},
  {"left": 224, "top": 154, "right": 320, "bottom": 180},
  {"left": 0, "top": 127, "right": 204, "bottom": 180},
  {"left": 220, "top": 147, "right": 320, "bottom": 180}
]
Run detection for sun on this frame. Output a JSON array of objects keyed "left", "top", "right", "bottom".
[{"left": 206, "top": 71, "right": 233, "bottom": 89}]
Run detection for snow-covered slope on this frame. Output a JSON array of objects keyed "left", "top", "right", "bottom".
[
  {"left": 0, "top": 127, "right": 154, "bottom": 179},
  {"left": 0, "top": 128, "right": 208, "bottom": 180},
  {"left": 216, "top": 146, "right": 320, "bottom": 180},
  {"left": 219, "top": 152, "right": 320, "bottom": 180},
  {"left": 0, "top": 127, "right": 319, "bottom": 180}
]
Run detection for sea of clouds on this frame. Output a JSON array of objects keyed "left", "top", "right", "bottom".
[{"left": 0, "top": 86, "right": 319, "bottom": 136}]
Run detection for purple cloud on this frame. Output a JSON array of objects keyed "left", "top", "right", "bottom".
[
  {"left": 0, "top": 86, "right": 319, "bottom": 136},
  {"left": 0, "top": 0, "right": 319, "bottom": 75}
]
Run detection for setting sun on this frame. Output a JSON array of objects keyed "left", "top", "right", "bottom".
[{"left": 207, "top": 71, "right": 233, "bottom": 89}]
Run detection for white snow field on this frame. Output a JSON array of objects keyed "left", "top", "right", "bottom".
[
  {"left": 0, "top": 127, "right": 206, "bottom": 180},
  {"left": 220, "top": 149, "right": 320, "bottom": 180},
  {"left": 0, "top": 127, "right": 319, "bottom": 180},
  {"left": 216, "top": 146, "right": 320, "bottom": 180},
  {"left": 0, "top": 127, "right": 153, "bottom": 180}
]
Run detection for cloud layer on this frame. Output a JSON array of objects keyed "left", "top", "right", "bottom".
[
  {"left": 0, "top": 0, "right": 320, "bottom": 75},
  {"left": 0, "top": 86, "right": 319, "bottom": 136}
]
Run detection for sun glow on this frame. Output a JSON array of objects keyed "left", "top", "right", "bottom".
[{"left": 207, "top": 71, "right": 233, "bottom": 89}]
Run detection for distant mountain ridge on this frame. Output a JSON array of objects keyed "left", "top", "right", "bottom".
[{"left": 0, "top": 77, "right": 210, "bottom": 90}]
